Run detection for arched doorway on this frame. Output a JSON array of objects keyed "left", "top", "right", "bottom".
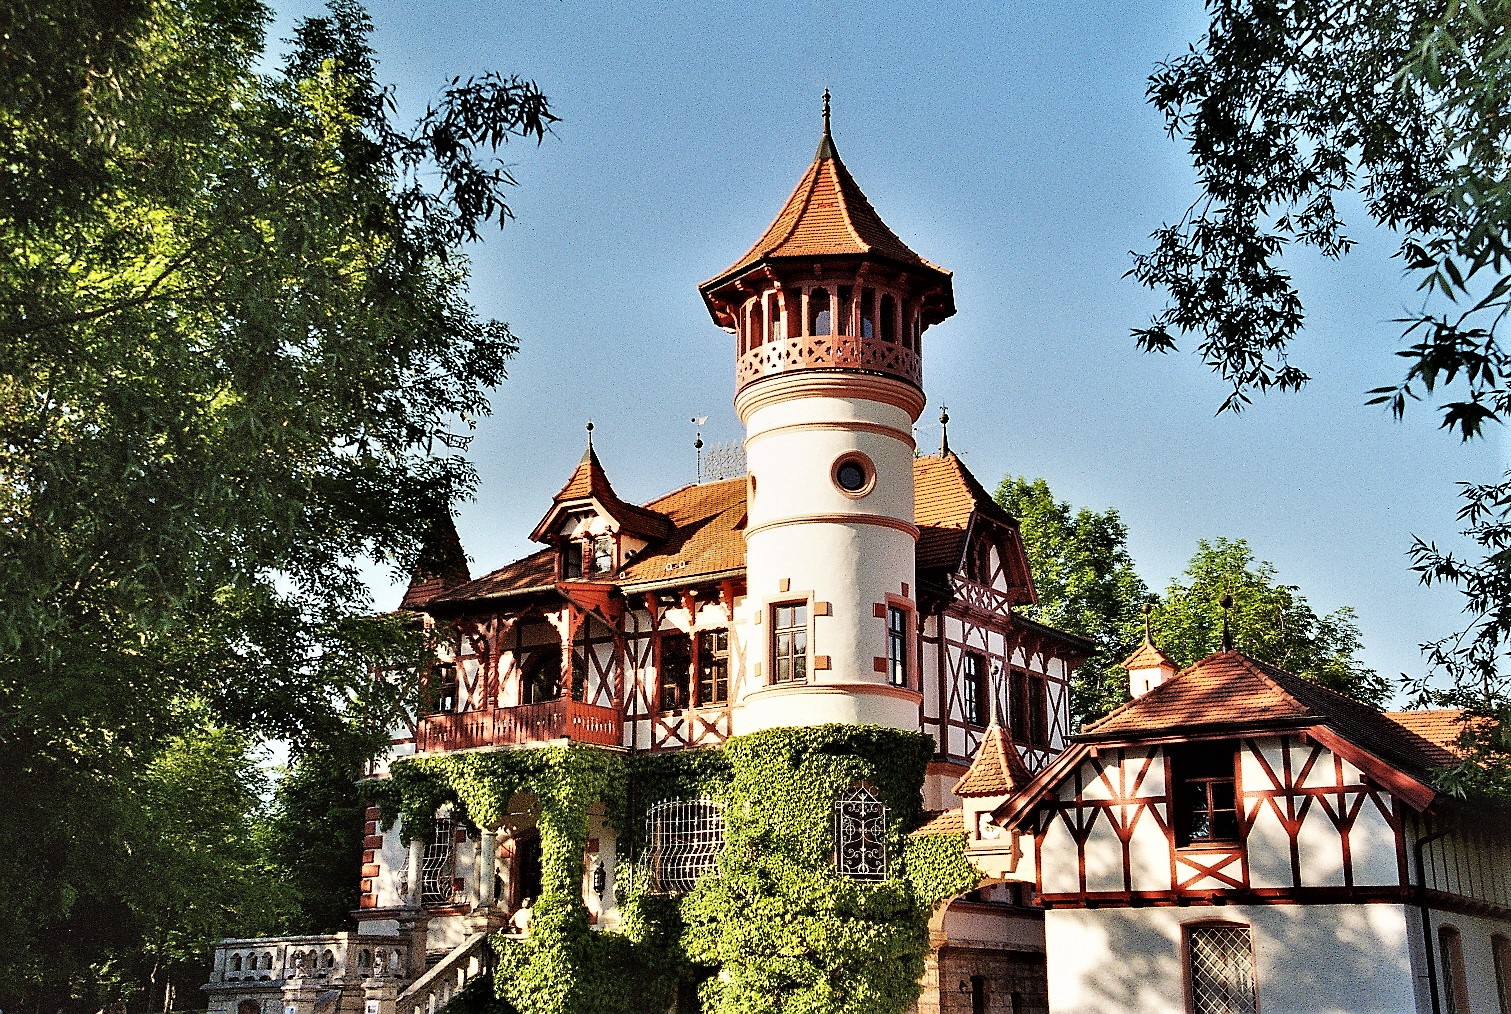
[{"left": 512, "top": 832, "right": 543, "bottom": 907}]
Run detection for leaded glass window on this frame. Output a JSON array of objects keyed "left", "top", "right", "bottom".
[
  {"left": 1187, "top": 923, "right": 1258, "bottom": 1014},
  {"left": 421, "top": 816, "right": 456, "bottom": 906},
  {"left": 645, "top": 798, "right": 724, "bottom": 894},
  {"left": 834, "top": 785, "right": 888, "bottom": 881}
]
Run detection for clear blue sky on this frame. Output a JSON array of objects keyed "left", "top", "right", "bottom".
[{"left": 270, "top": 1, "right": 1500, "bottom": 697}]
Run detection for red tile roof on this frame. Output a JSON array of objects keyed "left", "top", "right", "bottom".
[
  {"left": 911, "top": 808, "right": 965, "bottom": 837},
  {"left": 435, "top": 454, "right": 1019, "bottom": 607},
  {"left": 704, "top": 131, "right": 950, "bottom": 289},
  {"left": 954, "top": 725, "right": 1032, "bottom": 797},
  {"left": 399, "top": 513, "right": 471, "bottom": 610},
  {"left": 1121, "top": 640, "right": 1178, "bottom": 671},
  {"left": 1384, "top": 710, "right": 1470, "bottom": 765},
  {"left": 1084, "top": 651, "right": 1450, "bottom": 778},
  {"left": 530, "top": 446, "right": 672, "bottom": 544}
]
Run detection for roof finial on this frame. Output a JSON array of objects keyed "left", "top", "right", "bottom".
[
  {"left": 939, "top": 405, "right": 950, "bottom": 456},
  {"left": 585, "top": 419, "right": 594, "bottom": 449},
  {"left": 816, "top": 89, "right": 835, "bottom": 159},
  {"left": 1142, "top": 600, "right": 1154, "bottom": 645},
  {"left": 1219, "top": 591, "right": 1234, "bottom": 652}
]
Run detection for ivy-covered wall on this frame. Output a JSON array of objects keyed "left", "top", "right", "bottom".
[{"left": 371, "top": 725, "right": 979, "bottom": 1014}]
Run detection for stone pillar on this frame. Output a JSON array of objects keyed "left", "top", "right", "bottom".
[
  {"left": 363, "top": 976, "right": 401, "bottom": 1014},
  {"left": 405, "top": 836, "right": 425, "bottom": 908},
  {"left": 281, "top": 968, "right": 324, "bottom": 1014},
  {"left": 477, "top": 828, "right": 498, "bottom": 909},
  {"left": 396, "top": 910, "right": 430, "bottom": 982}
]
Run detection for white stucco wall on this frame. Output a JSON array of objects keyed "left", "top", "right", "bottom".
[{"left": 1044, "top": 903, "right": 1416, "bottom": 1014}]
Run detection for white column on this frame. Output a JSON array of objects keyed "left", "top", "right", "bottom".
[
  {"left": 477, "top": 829, "right": 498, "bottom": 908},
  {"left": 406, "top": 836, "right": 425, "bottom": 907}
]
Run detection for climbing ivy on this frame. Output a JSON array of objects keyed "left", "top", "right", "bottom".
[{"left": 373, "top": 726, "right": 980, "bottom": 1014}]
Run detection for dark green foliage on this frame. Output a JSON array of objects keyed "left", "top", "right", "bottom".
[
  {"left": 995, "top": 476, "right": 1149, "bottom": 726},
  {"left": 1137, "top": 0, "right": 1511, "bottom": 792},
  {"left": 0, "top": 0, "right": 553, "bottom": 1001},
  {"left": 377, "top": 727, "right": 973, "bottom": 1014},
  {"left": 1151, "top": 538, "right": 1389, "bottom": 706}
]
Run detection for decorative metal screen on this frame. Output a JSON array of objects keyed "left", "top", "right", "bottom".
[
  {"left": 1188, "top": 924, "right": 1258, "bottom": 1014},
  {"left": 420, "top": 817, "right": 456, "bottom": 906},
  {"left": 834, "top": 786, "right": 888, "bottom": 881},
  {"left": 645, "top": 798, "right": 724, "bottom": 894}
]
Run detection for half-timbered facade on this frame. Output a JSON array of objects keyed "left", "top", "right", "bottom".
[
  {"left": 973, "top": 648, "right": 1511, "bottom": 1014},
  {"left": 207, "top": 110, "right": 1088, "bottom": 1014}
]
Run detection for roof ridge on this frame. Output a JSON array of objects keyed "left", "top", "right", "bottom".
[{"left": 826, "top": 155, "right": 874, "bottom": 255}]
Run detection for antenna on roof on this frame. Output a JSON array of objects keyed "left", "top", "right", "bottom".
[
  {"left": 1219, "top": 591, "right": 1234, "bottom": 652},
  {"left": 692, "top": 416, "right": 708, "bottom": 483},
  {"left": 939, "top": 405, "right": 950, "bottom": 457}
]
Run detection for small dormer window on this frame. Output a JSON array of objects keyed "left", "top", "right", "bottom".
[
  {"left": 562, "top": 541, "right": 583, "bottom": 579},
  {"left": 588, "top": 535, "right": 613, "bottom": 575}
]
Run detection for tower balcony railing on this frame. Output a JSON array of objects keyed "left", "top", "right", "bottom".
[
  {"left": 416, "top": 699, "right": 621, "bottom": 752},
  {"left": 736, "top": 333, "right": 922, "bottom": 392}
]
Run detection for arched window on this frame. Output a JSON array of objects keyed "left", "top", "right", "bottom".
[
  {"left": 1441, "top": 926, "right": 1471, "bottom": 1014},
  {"left": 750, "top": 299, "right": 764, "bottom": 349},
  {"left": 237, "top": 1001, "right": 260, "bottom": 1014},
  {"left": 767, "top": 292, "right": 784, "bottom": 342},
  {"left": 860, "top": 289, "right": 876, "bottom": 339},
  {"left": 838, "top": 286, "right": 853, "bottom": 335},
  {"left": 834, "top": 785, "right": 888, "bottom": 881},
  {"left": 520, "top": 648, "right": 561, "bottom": 704},
  {"left": 1186, "top": 922, "right": 1258, "bottom": 1014},
  {"left": 1493, "top": 932, "right": 1511, "bottom": 1014},
  {"left": 645, "top": 798, "right": 724, "bottom": 894},
  {"left": 879, "top": 294, "right": 896, "bottom": 343},
  {"left": 421, "top": 815, "right": 456, "bottom": 906},
  {"left": 809, "top": 288, "right": 832, "bottom": 335},
  {"left": 230, "top": 953, "right": 243, "bottom": 973}
]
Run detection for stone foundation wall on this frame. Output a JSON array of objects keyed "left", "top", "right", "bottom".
[{"left": 913, "top": 945, "right": 1048, "bottom": 1014}]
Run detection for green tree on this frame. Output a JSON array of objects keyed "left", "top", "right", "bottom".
[
  {"left": 1132, "top": 1, "right": 1511, "bottom": 790},
  {"left": 0, "top": 0, "right": 553, "bottom": 1002},
  {"left": 994, "top": 476, "right": 1149, "bottom": 727},
  {"left": 1149, "top": 538, "right": 1390, "bottom": 707}
]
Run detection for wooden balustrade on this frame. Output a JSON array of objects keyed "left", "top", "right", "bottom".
[{"left": 416, "top": 700, "right": 621, "bottom": 752}]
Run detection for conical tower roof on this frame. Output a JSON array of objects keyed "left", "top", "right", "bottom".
[{"left": 699, "top": 98, "right": 954, "bottom": 323}]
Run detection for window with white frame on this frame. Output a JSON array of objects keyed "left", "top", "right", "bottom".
[
  {"left": 772, "top": 603, "right": 808, "bottom": 683},
  {"left": 644, "top": 798, "right": 724, "bottom": 894},
  {"left": 834, "top": 785, "right": 888, "bottom": 881},
  {"left": 886, "top": 605, "right": 909, "bottom": 688},
  {"left": 420, "top": 816, "right": 456, "bottom": 906},
  {"left": 1186, "top": 923, "right": 1258, "bottom": 1014}
]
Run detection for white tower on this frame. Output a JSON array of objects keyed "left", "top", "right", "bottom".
[{"left": 699, "top": 96, "right": 956, "bottom": 734}]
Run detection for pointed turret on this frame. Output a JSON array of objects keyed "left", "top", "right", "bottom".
[
  {"left": 1123, "top": 603, "right": 1179, "bottom": 697},
  {"left": 400, "top": 512, "right": 472, "bottom": 611},
  {"left": 531, "top": 443, "right": 672, "bottom": 546},
  {"left": 699, "top": 95, "right": 954, "bottom": 401}
]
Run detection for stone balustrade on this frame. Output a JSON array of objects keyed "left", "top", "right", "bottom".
[{"left": 207, "top": 932, "right": 409, "bottom": 988}]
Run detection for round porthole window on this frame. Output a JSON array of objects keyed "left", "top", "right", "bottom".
[{"left": 831, "top": 453, "right": 875, "bottom": 497}]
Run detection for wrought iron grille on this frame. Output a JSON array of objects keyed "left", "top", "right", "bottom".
[
  {"left": 645, "top": 798, "right": 724, "bottom": 894},
  {"left": 1188, "top": 924, "right": 1258, "bottom": 1014},
  {"left": 834, "top": 786, "right": 888, "bottom": 881},
  {"left": 420, "top": 817, "right": 456, "bottom": 906}
]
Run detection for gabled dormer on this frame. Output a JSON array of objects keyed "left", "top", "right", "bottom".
[
  {"left": 913, "top": 451, "right": 1036, "bottom": 609},
  {"left": 530, "top": 444, "right": 672, "bottom": 581}
]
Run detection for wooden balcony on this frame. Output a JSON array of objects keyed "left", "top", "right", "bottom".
[{"left": 416, "top": 700, "right": 621, "bottom": 752}]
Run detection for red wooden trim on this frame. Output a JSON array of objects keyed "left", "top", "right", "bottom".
[{"left": 1306, "top": 725, "right": 1438, "bottom": 812}]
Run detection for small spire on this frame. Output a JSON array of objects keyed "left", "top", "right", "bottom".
[
  {"left": 816, "top": 88, "right": 835, "bottom": 159},
  {"left": 1141, "top": 600, "right": 1154, "bottom": 644},
  {"left": 1219, "top": 591, "right": 1234, "bottom": 652},
  {"left": 585, "top": 419, "right": 594, "bottom": 449},
  {"left": 939, "top": 405, "right": 950, "bottom": 456}
]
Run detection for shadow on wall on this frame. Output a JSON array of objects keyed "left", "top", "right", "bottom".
[{"left": 1047, "top": 903, "right": 1415, "bottom": 1014}]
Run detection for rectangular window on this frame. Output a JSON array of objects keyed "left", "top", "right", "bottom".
[
  {"left": 963, "top": 652, "right": 988, "bottom": 727},
  {"left": 420, "top": 817, "right": 455, "bottom": 906},
  {"left": 1172, "top": 743, "right": 1239, "bottom": 846},
  {"left": 659, "top": 632, "right": 691, "bottom": 711},
  {"left": 1187, "top": 923, "right": 1258, "bottom": 1014},
  {"left": 886, "top": 606, "right": 909, "bottom": 688},
  {"left": 430, "top": 663, "right": 458, "bottom": 714},
  {"left": 697, "top": 629, "right": 730, "bottom": 706},
  {"left": 772, "top": 603, "right": 808, "bottom": 683},
  {"left": 562, "top": 541, "right": 584, "bottom": 579},
  {"left": 1029, "top": 673, "right": 1049, "bottom": 746},
  {"left": 1008, "top": 669, "right": 1029, "bottom": 741}
]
